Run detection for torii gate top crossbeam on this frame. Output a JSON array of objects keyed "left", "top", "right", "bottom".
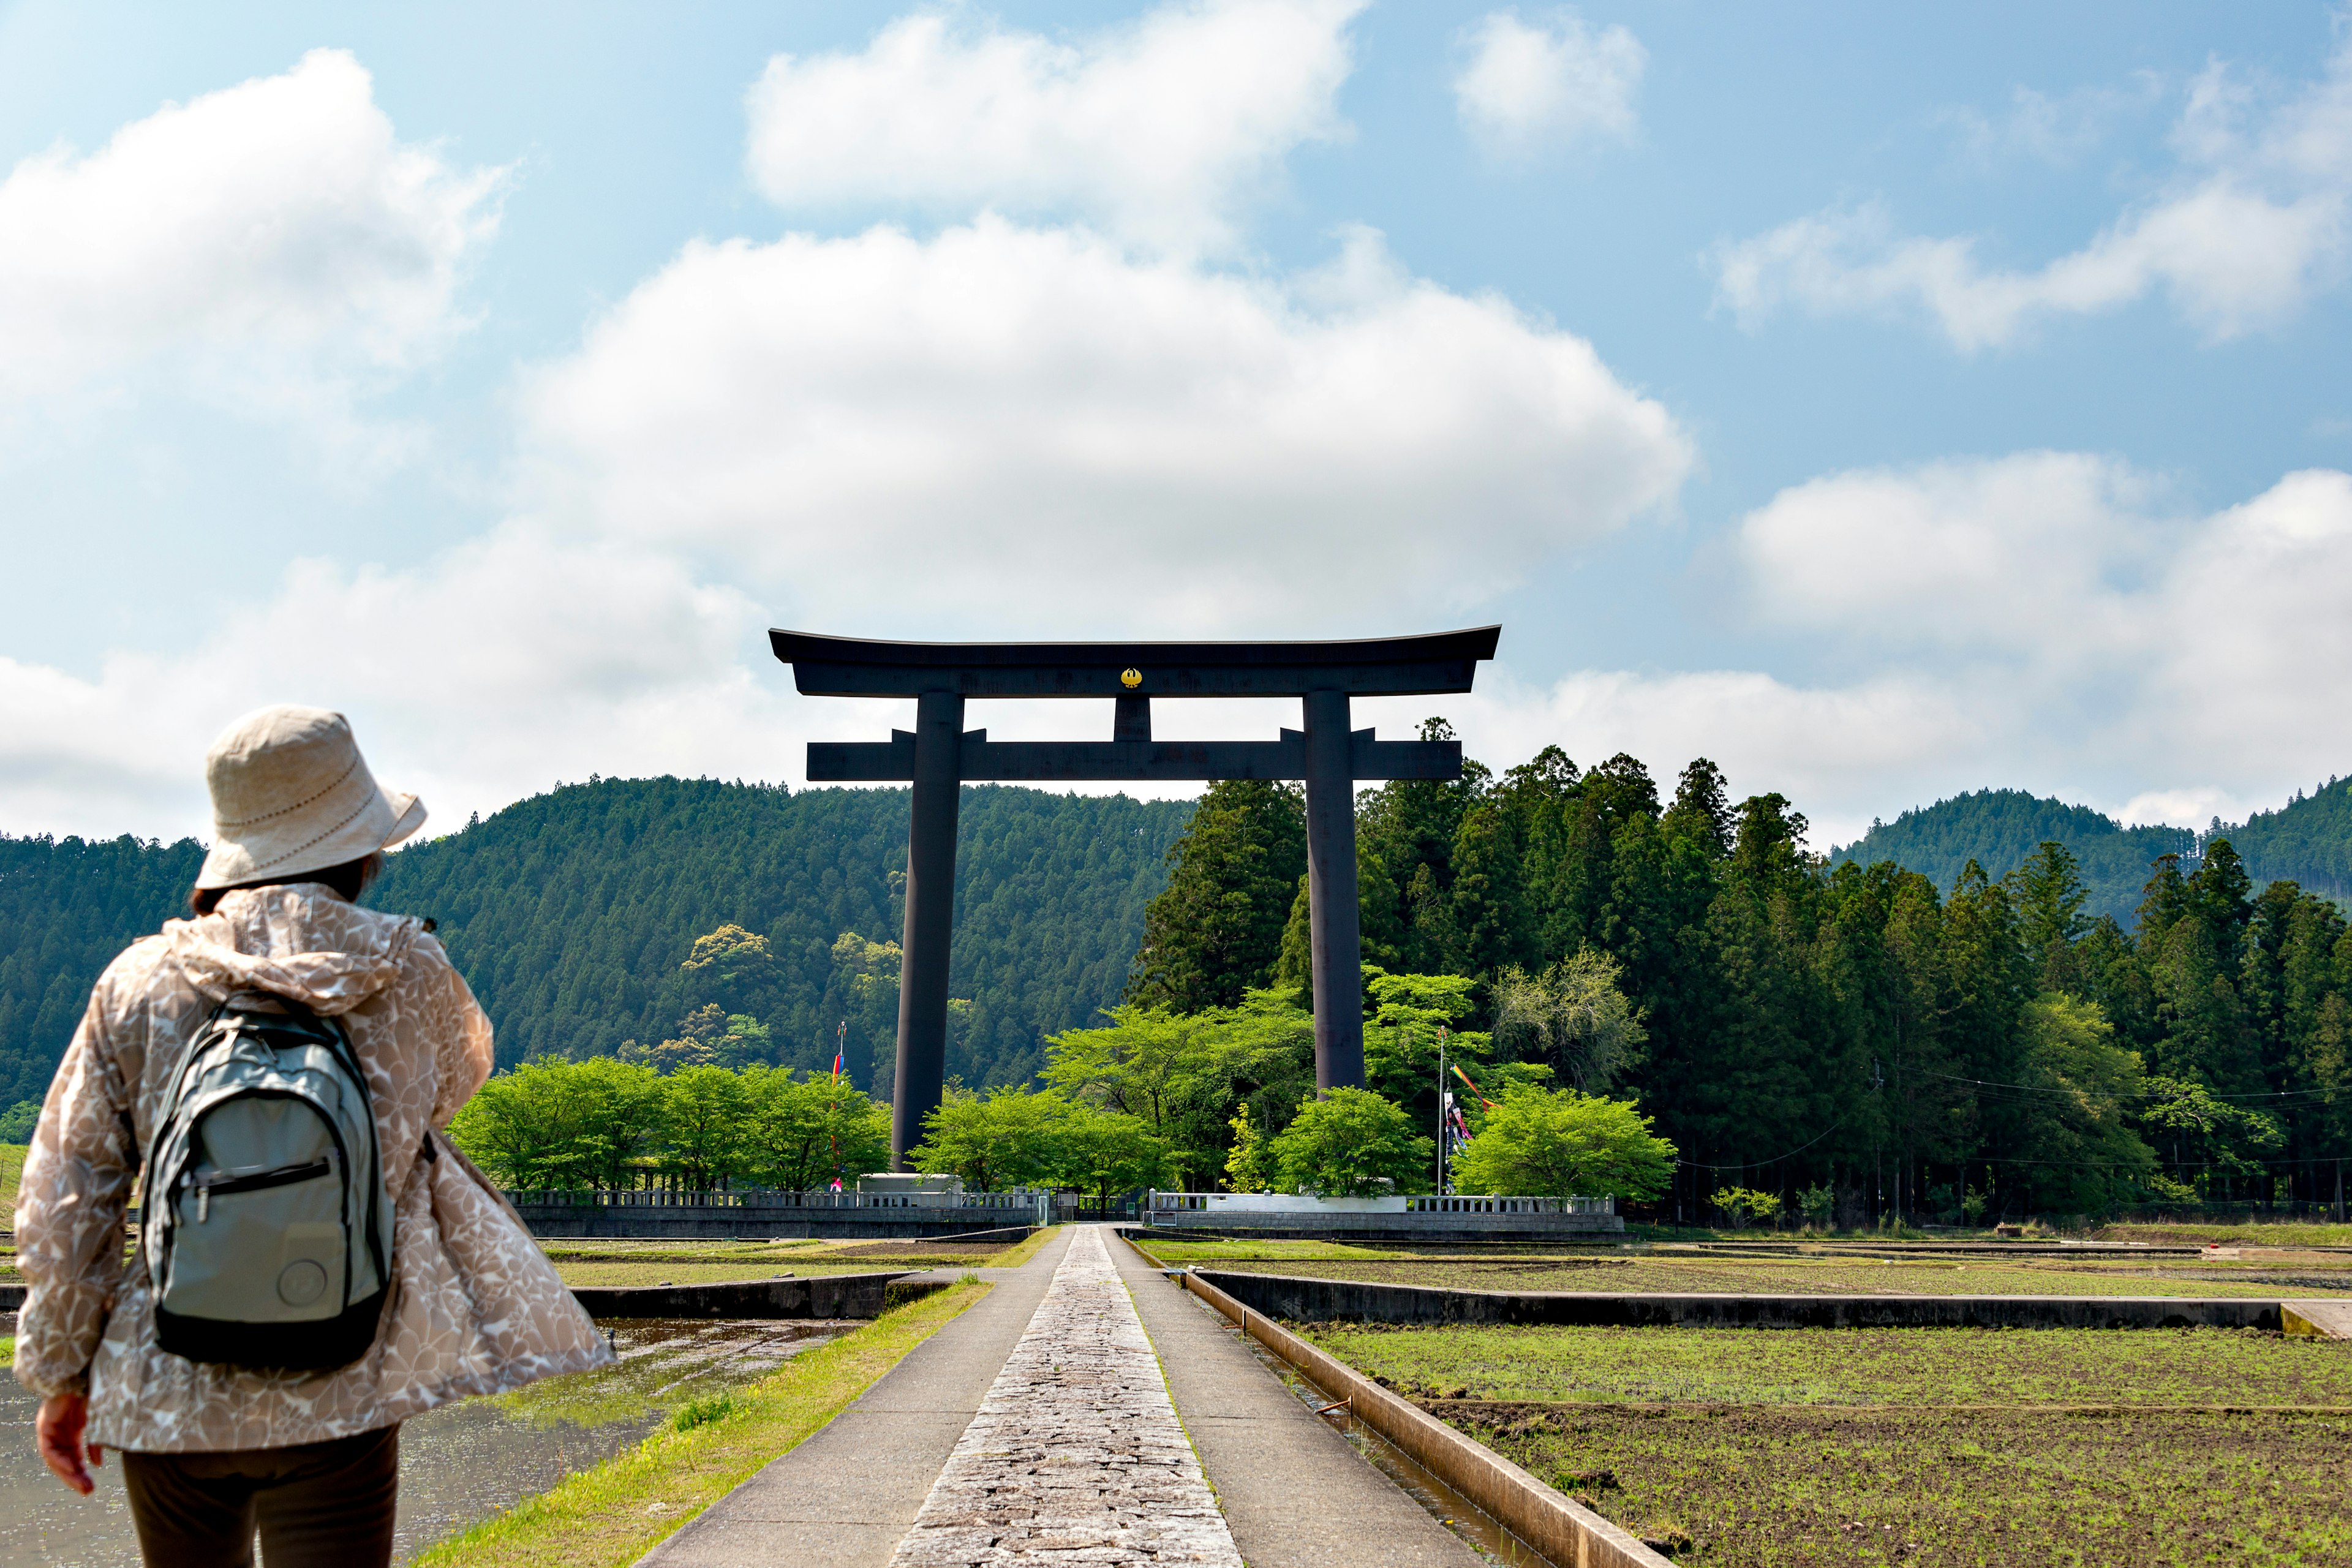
[{"left": 771, "top": 626, "right": 1499, "bottom": 699}]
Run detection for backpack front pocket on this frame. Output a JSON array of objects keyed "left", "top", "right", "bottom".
[{"left": 160, "top": 1098, "right": 351, "bottom": 1326}]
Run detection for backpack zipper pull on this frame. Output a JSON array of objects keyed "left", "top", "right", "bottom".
[{"left": 197, "top": 1183, "right": 209, "bottom": 1224}]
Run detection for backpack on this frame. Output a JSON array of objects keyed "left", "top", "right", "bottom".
[{"left": 143, "top": 990, "right": 393, "bottom": 1371}]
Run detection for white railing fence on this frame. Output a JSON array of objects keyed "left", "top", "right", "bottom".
[
  {"left": 1147, "top": 1190, "right": 1615, "bottom": 1216},
  {"left": 1405, "top": 1194, "right": 1615, "bottom": 1215}
]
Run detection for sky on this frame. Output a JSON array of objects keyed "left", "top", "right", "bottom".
[{"left": 2, "top": 1, "right": 2350, "bottom": 851}]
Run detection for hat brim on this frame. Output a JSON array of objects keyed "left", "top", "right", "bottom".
[
  {"left": 196, "top": 786, "right": 428, "bottom": 889},
  {"left": 382, "top": 791, "right": 426, "bottom": 849}
]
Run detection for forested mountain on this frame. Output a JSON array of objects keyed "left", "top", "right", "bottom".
[
  {"left": 0, "top": 780, "right": 1193, "bottom": 1109},
  {"left": 1831, "top": 782, "right": 2352, "bottom": 921},
  {"left": 2219, "top": 777, "right": 2352, "bottom": 903},
  {"left": 0, "top": 833, "right": 206, "bottom": 1105},
  {"left": 1830, "top": 790, "right": 2193, "bottom": 924}
]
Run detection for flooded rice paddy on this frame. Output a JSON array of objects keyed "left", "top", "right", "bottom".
[{"left": 1, "top": 1317, "right": 852, "bottom": 1566}]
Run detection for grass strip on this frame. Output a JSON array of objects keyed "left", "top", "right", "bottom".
[
  {"left": 412, "top": 1278, "right": 989, "bottom": 1568},
  {"left": 1, "top": 1335, "right": 13, "bottom": 1368},
  {"left": 549, "top": 1259, "right": 930, "bottom": 1286},
  {"left": 1, "top": 1141, "right": 24, "bottom": 1207},
  {"left": 989, "top": 1224, "right": 1061, "bottom": 1268},
  {"left": 2099, "top": 1220, "right": 2352, "bottom": 1248},
  {"left": 1309, "top": 1323, "right": 2352, "bottom": 1409}
]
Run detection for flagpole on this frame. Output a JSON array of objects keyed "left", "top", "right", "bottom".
[
  {"left": 1436, "top": 1025, "right": 1449, "bottom": 1196},
  {"left": 832, "top": 1019, "right": 847, "bottom": 1191}
]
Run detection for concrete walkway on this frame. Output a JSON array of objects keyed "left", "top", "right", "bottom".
[
  {"left": 637, "top": 1229, "right": 1076, "bottom": 1568},
  {"left": 1107, "top": 1235, "right": 1485, "bottom": 1568},
  {"left": 889, "top": 1226, "right": 1240, "bottom": 1565},
  {"left": 641, "top": 1226, "right": 1481, "bottom": 1568}
]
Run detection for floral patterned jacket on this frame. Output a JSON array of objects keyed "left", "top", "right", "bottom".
[{"left": 11, "top": 884, "right": 610, "bottom": 1451}]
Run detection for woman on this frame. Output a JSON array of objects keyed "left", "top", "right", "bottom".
[{"left": 13, "top": 705, "right": 609, "bottom": 1566}]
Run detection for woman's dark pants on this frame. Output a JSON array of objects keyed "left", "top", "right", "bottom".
[{"left": 120, "top": 1423, "right": 400, "bottom": 1567}]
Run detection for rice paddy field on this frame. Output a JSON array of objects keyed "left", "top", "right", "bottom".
[
  {"left": 1141, "top": 1235, "right": 2352, "bottom": 1299},
  {"left": 537, "top": 1235, "right": 1027, "bottom": 1287},
  {"left": 1305, "top": 1322, "right": 2352, "bottom": 1565},
  {"left": 0, "top": 1221, "right": 1038, "bottom": 1289},
  {"left": 1130, "top": 1234, "right": 2352, "bottom": 1563}
]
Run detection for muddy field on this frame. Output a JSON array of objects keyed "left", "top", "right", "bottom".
[
  {"left": 1172, "top": 1247, "right": 2352, "bottom": 1299},
  {"left": 1308, "top": 1322, "right": 2352, "bottom": 1565},
  {"left": 1447, "top": 1403, "right": 2352, "bottom": 1565}
]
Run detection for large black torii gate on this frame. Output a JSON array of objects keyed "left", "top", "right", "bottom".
[{"left": 771, "top": 627, "right": 1501, "bottom": 1169}]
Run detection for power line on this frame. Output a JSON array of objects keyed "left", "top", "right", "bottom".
[
  {"left": 1679, "top": 1113, "right": 1850, "bottom": 1171},
  {"left": 1912, "top": 1068, "right": 2331, "bottom": 1106}
]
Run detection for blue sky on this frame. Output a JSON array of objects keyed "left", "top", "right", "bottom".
[{"left": 2, "top": 1, "right": 2348, "bottom": 848}]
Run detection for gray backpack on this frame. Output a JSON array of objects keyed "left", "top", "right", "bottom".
[{"left": 145, "top": 990, "right": 393, "bottom": 1370}]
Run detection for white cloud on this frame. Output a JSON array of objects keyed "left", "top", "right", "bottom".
[
  {"left": 1939, "top": 79, "right": 2158, "bottom": 172},
  {"left": 519, "top": 217, "right": 1691, "bottom": 634},
  {"left": 1378, "top": 665, "right": 1984, "bottom": 848},
  {"left": 745, "top": 0, "right": 1362, "bottom": 254},
  {"left": 0, "top": 17, "right": 1703, "bottom": 844},
  {"left": 1736, "top": 450, "right": 2168, "bottom": 662},
  {"left": 0, "top": 49, "right": 502, "bottom": 419},
  {"left": 1714, "top": 41, "right": 2352, "bottom": 349},
  {"left": 1452, "top": 9, "right": 1645, "bottom": 157},
  {"left": 0, "top": 528, "right": 810, "bottom": 841},
  {"left": 2116, "top": 786, "right": 2260, "bottom": 834},
  {"left": 1723, "top": 455, "right": 2352, "bottom": 837}
]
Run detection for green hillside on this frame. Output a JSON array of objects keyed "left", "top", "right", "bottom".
[
  {"left": 2220, "top": 777, "right": 2352, "bottom": 903},
  {"left": 0, "top": 779, "right": 1194, "bottom": 1105},
  {"left": 0, "top": 832, "right": 208, "bottom": 1106},
  {"left": 1830, "top": 790, "right": 2194, "bottom": 923}
]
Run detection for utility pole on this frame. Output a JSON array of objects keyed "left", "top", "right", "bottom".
[{"left": 1871, "top": 1057, "right": 1885, "bottom": 1229}]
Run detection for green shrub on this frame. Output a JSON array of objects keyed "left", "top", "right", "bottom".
[
  {"left": 1270, "top": 1087, "right": 1432, "bottom": 1197},
  {"left": 672, "top": 1393, "right": 737, "bottom": 1432},
  {"left": 1450, "top": 1085, "right": 1675, "bottom": 1199}
]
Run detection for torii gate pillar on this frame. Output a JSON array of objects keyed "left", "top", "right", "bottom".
[
  {"left": 894, "top": 690, "right": 966, "bottom": 1166},
  {"left": 773, "top": 627, "right": 1499, "bottom": 1169},
  {"left": 1302, "top": 688, "right": 1363, "bottom": 1090}
]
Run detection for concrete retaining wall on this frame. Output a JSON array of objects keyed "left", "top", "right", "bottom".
[
  {"left": 517, "top": 1204, "right": 1038, "bottom": 1242},
  {"left": 568, "top": 1270, "right": 911, "bottom": 1321},
  {"left": 0, "top": 1274, "right": 913, "bottom": 1327},
  {"left": 1196, "top": 1270, "right": 2286, "bottom": 1330}
]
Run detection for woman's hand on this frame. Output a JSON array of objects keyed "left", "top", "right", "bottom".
[{"left": 37, "top": 1393, "right": 103, "bottom": 1495}]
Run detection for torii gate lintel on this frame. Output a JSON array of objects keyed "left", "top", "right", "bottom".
[{"left": 772, "top": 627, "right": 1501, "bottom": 1170}]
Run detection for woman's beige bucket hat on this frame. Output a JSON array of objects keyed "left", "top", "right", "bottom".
[{"left": 195, "top": 705, "right": 427, "bottom": 891}]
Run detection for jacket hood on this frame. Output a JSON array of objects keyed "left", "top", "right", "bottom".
[{"left": 163, "top": 884, "right": 418, "bottom": 1016}]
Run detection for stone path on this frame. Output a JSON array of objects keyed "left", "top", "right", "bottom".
[{"left": 888, "top": 1227, "right": 1243, "bottom": 1567}]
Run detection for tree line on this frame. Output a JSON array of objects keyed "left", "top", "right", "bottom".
[
  {"left": 1122, "top": 729, "right": 2352, "bottom": 1222},
  {"left": 449, "top": 990, "right": 1678, "bottom": 1207}
]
